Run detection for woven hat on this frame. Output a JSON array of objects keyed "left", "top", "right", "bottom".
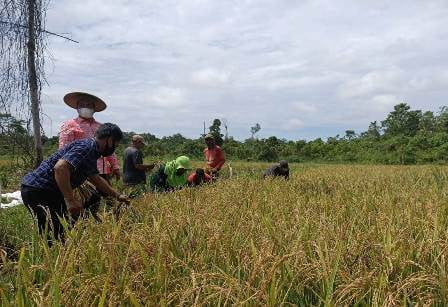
[{"left": 63, "top": 92, "right": 107, "bottom": 112}]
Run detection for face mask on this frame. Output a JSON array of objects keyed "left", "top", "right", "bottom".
[
  {"left": 77, "top": 108, "right": 94, "bottom": 119},
  {"left": 102, "top": 139, "right": 116, "bottom": 156}
]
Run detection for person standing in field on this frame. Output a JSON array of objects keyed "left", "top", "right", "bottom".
[
  {"left": 263, "top": 160, "right": 290, "bottom": 179},
  {"left": 187, "top": 168, "right": 212, "bottom": 187},
  {"left": 150, "top": 156, "right": 192, "bottom": 192},
  {"left": 123, "top": 135, "right": 155, "bottom": 197},
  {"left": 59, "top": 92, "right": 121, "bottom": 183},
  {"left": 21, "top": 123, "right": 130, "bottom": 243},
  {"left": 58, "top": 92, "right": 121, "bottom": 209},
  {"left": 204, "top": 134, "right": 225, "bottom": 178}
]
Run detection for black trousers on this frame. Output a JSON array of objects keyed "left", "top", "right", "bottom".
[
  {"left": 21, "top": 185, "right": 100, "bottom": 243},
  {"left": 21, "top": 185, "right": 68, "bottom": 242}
]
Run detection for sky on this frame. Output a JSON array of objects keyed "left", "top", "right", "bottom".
[{"left": 40, "top": 0, "right": 448, "bottom": 140}]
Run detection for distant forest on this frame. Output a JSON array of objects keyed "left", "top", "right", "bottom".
[{"left": 4, "top": 103, "right": 448, "bottom": 165}]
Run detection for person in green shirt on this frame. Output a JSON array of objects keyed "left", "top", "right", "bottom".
[{"left": 150, "top": 156, "right": 192, "bottom": 192}]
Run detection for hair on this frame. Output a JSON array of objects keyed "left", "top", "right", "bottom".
[
  {"left": 195, "top": 168, "right": 205, "bottom": 176},
  {"left": 96, "top": 123, "right": 123, "bottom": 141}
]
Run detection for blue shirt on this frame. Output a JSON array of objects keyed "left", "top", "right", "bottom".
[{"left": 22, "top": 138, "right": 101, "bottom": 191}]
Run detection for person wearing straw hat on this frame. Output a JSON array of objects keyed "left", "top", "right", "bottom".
[
  {"left": 59, "top": 92, "right": 121, "bottom": 182},
  {"left": 150, "top": 156, "right": 192, "bottom": 192},
  {"left": 58, "top": 92, "right": 121, "bottom": 210}
]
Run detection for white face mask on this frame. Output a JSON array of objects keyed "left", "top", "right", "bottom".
[{"left": 77, "top": 108, "right": 95, "bottom": 118}]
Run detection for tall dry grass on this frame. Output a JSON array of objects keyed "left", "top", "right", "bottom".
[{"left": 2, "top": 164, "right": 448, "bottom": 306}]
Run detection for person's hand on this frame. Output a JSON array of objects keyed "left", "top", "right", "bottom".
[
  {"left": 65, "top": 197, "right": 83, "bottom": 216},
  {"left": 113, "top": 169, "right": 121, "bottom": 181},
  {"left": 146, "top": 164, "right": 156, "bottom": 171},
  {"left": 117, "top": 194, "right": 130, "bottom": 205}
]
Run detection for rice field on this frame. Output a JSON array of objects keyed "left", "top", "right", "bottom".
[{"left": 2, "top": 163, "right": 448, "bottom": 306}]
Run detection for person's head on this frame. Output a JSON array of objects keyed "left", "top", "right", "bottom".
[
  {"left": 63, "top": 92, "right": 107, "bottom": 119},
  {"left": 132, "top": 134, "right": 146, "bottom": 150},
  {"left": 77, "top": 98, "right": 96, "bottom": 119},
  {"left": 175, "top": 156, "right": 192, "bottom": 176},
  {"left": 279, "top": 160, "right": 289, "bottom": 174},
  {"left": 194, "top": 168, "right": 206, "bottom": 184},
  {"left": 95, "top": 123, "right": 123, "bottom": 156},
  {"left": 204, "top": 134, "right": 215, "bottom": 148}
]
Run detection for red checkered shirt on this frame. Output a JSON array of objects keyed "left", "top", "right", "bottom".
[{"left": 59, "top": 117, "right": 119, "bottom": 175}]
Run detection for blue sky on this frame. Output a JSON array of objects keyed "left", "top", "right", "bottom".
[{"left": 41, "top": 0, "right": 448, "bottom": 140}]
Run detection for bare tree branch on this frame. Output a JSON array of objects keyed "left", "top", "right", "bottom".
[{"left": 0, "top": 20, "right": 79, "bottom": 43}]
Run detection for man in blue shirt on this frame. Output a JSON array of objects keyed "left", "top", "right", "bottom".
[{"left": 21, "top": 123, "right": 130, "bottom": 242}]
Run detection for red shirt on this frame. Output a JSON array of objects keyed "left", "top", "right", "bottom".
[
  {"left": 187, "top": 172, "right": 212, "bottom": 185},
  {"left": 204, "top": 145, "right": 225, "bottom": 170}
]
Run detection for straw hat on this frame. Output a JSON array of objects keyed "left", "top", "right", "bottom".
[{"left": 63, "top": 92, "right": 107, "bottom": 112}]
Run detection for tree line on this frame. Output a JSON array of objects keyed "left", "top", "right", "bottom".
[{"left": 4, "top": 102, "right": 448, "bottom": 165}]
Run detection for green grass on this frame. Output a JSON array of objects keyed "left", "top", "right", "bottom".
[{"left": 2, "top": 163, "right": 448, "bottom": 305}]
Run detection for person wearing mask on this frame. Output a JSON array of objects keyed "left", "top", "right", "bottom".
[
  {"left": 21, "top": 123, "right": 130, "bottom": 243},
  {"left": 58, "top": 92, "right": 121, "bottom": 209},
  {"left": 150, "top": 156, "right": 192, "bottom": 192},
  {"left": 59, "top": 92, "right": 121, "bottom": 183},
  {"left": 203, "top": 134, "right": 225, "bottom": 178}
]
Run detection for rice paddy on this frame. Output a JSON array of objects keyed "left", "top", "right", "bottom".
[{"left": 2, "top": 163, "right": 448, "bottom": 305}]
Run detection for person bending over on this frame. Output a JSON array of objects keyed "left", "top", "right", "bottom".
[
  {"left": 150, "top": 156, "right": 192, "bottom": 192},
  {"left": 187, "top": 168, "right": 212, "bottom": 187},
  {"left": 21, "top": 123, "right": 130, "bottom": 244},
  {"left": 263, "top": 160, "right": 290, "bottom": 180}
]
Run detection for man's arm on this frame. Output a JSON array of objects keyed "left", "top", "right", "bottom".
[
  {"left": 133, "top": 150, "right": 155, "bottom": 171},
  {"left": 88, "top": 175, "right": 129, "bottom": 204},
  {"left": 54, "top": 160, "right": 82, "bottom": 215},
  {"left": 135, "top": 163, "right": 155, "bottom": 171}
]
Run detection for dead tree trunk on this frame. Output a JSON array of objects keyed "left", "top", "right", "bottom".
[{"left": 26, "top": 0, "right": 43, "bottom": 165}]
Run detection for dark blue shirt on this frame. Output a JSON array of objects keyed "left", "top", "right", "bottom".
[{"left": 22, "top": 138, "right": 101, "bottom": 191}]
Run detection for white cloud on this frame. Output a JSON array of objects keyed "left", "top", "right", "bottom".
[
  {"left": 337, "top": 68, "right": 404, "bottom": 100},
  {"left": 370, "top": 95, "right": 402, "bottom": 111},
  {"left": 146, "top": 87, "right": 186, "bottom": 108},
  {"left": 282, "top": 118, "right": 304, "bottom": 131},
  {"left": 191, "top": 68, "right": 231, "bottom": 87},
  {"left": 292, "top": 102, "right": 318, "bottom": 114},
  {"left": 37, "top": 0, "right": 448, "bottom": 140}
]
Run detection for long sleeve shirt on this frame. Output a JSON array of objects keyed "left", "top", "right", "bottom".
[
  {"left": 204, "top": 145, "right": 225, "bottom": 170},
  {"left": 58, "top": 117, "right": 120, "bottom": 175}
]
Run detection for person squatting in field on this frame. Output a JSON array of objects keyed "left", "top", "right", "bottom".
[
  {"left": 21, "top": 123, "right": 130, "bottom": 244},
  {"left": 122, "top": 135, "right": 156, "bottom": 198},
  {"left": 263, "top": 160, "right": 290, "bottom": 179},
  {"left": 150, "top": 156, "right": 192, "bottom": 192},
  {"left": 187, "top": 168, "right": 212, "bottom": 187},
  {"left": 59, "top": 92, "right": 121, "bottom": 209},
  {"left": 59, "top": 92, "right": 121, "bottom": 182},
  {"left": 204, "top": 134, "right": 225, "bottom": 179}
]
